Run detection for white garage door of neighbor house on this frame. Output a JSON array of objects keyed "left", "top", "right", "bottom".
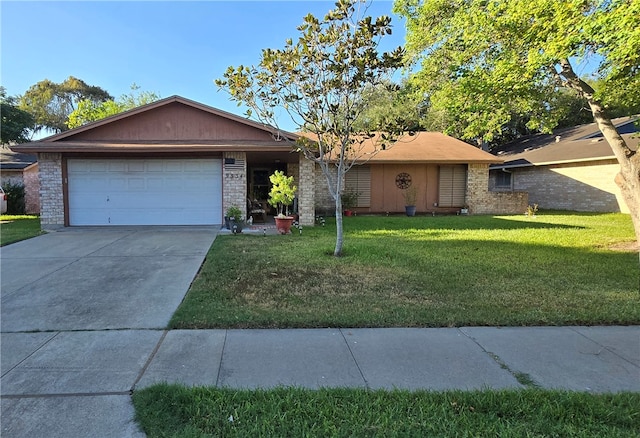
[{"left": 68, "top": 159, "right": 222, "bottom": 225}]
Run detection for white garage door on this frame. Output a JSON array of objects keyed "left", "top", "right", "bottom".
[{"left": 68, "top": 158, "right": 222, "bottom": 225}]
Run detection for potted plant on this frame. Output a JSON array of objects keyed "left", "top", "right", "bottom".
[
  {"left": 268, "top": 170, "right": 297, "bottom": 234},
  {"left": 341, "top": 190, "right": 359, "bottom": 216},
  {"left": 225, "top": 205, "right": 244, "bottom": 234},
  {"left": 402, "top": 186, "right": 418, "bottom": 216}
]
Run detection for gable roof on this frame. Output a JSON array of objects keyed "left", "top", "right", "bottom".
[
  {"left": 491, "top": 116, "right": 639, "bottom": 170},
  {"left": 11, "top": 95, "right": 298, "bottom": 154}
]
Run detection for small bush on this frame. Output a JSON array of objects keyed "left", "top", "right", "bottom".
[{"left": 2, "top": 181, "right": 25, "bottom": 214}]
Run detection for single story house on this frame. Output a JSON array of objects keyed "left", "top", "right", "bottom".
[
  {"left": 12, "top": 95, "right": 525, "bottom": 229},
  {"left": 318, "top": 132, "right": 527, "bottom": 215},
  {"left": 489, "top": 116, "right": 638, "bottom": 213},
  {"left": 0, "top": 147, "right": 40, "bottom": 214}
]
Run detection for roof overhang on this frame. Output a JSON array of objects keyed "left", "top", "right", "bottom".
[
  {"left": 491, "top": 155, "right": 619, "bottom": 170},
  {"left": 12, "top": 141, "right": 296, "bottom": 154}
]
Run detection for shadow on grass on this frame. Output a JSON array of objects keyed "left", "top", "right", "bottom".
[
  {"left": 170, "top": 215, "right": 639, "bottom": 329},
  {"left": 338, "top": 214, "right": 585, "bottom": 232}
]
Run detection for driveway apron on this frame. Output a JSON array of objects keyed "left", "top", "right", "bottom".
[
  {"left": 1, "top": 226, "right": 217, "bottom": 332},
  {"left": 1, "top": 226, "right": 217, "bottom": 437}
]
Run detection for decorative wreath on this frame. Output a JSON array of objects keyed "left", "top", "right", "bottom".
[{"left": 395, "top": 172, "right": 412, "bottom": 189}]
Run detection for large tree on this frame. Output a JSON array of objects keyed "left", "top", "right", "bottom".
[
  {"left": 394, "top": 0, "right": 640, "bottom": 245},
  {"left": 67, "top": 84, "right": 161, "bottom": 129},
  {"left": 19, "top": 76, "right": 112, "bottom": 134},
  {"left": 352, "top": 81, "right": 427, "bottom": 133},
  {"left": 216, "top": 0, "right": 408, "bottom": 256},
  {"left": 1, "top": 87, "right": 34, "bottom": 145}
]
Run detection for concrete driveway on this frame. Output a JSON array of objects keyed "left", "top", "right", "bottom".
[
  {"left": 1, "top": 227, "right": 217, "bottom": 437},
  {"left": 1, "top": 226, "right": 217, "bottom": 332}
]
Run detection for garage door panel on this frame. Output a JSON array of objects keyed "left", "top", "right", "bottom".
[
  {"left": 68, "top": 159, "right": 222, "bottom": 226},
  {"left": 146, "top": 162, "right": 164, "bottom": 172},
  {"left": 79, "top": 161, "right": 107, "bottom": 172},
  {"left": 127, "top": 161, "right": 145, "bottom": 172}
]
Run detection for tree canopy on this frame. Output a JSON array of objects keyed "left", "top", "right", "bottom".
[
  {"left": 351, "top": 81, "right": 427, "bottom": 133},
  {"left": 1, "top": 87, "right": 34, "bottom": 145},
  {"left": 67, "top": 84, "right": 161, "bottom": 129},
  {"left": 395, "top": 0, "right": 639, "bottom": 137},
  {"left": 18, "top": 76, "right": 112, "bottom": 133},
  {"left": 217, "top": 0, "right": 409, "bottom": 256},
  {"left": 395, "top": 0, "right": 640, "bottom": 244}
]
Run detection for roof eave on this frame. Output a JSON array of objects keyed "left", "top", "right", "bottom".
[
  {"left": 352, "top": 158, "right": 502, "bottom": 164},
  {"left": 491, "top": 155, "right": 618, "bottom": 169},
  {"left": 11, "top": 144, "right": 296, "bottom": 154}
]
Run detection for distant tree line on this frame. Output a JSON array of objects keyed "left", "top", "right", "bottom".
[{"left": 1, "top": 77, "right": 160, "bottom": 144}]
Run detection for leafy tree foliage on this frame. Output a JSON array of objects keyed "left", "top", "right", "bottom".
[
  {"left": 67, "top": 84, "right": 161, "bottom": 129},
  {"left": 217, "top": 0, "right": 409, "bottom": 256},
  {"left": 19, "top": 76, "right": 112, "bottom": 133},
  {"left": 1, "top": 87, "right": 34, "bottom": 144},
  {"left": 395, "top": 0, "right": 640, "bottom": 244},
  {"left": 352, "top": 81, "right": 427, "bottom": 133}
]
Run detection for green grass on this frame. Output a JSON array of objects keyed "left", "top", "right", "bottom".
[
  {"left": 0, "top": 215, "right": 42, "bottom": 246},
  {"left": 170, "top": 212, "right": 639, "bottom": 329},
  {"left": 133, "top": 385, "right": 640, "bottom": 437}
]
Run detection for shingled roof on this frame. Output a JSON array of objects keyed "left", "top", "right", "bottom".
[
  {"left": 0, "top": 146, "right": 37, "bottom": 170},
  {"left": 298, "top": 131, "right": 502, "bottom": 164},
  {"left": 491, "top": 116, "right": 638, "bottom": 170}
]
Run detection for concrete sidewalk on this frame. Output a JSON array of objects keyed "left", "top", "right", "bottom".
[
  {"left": 136, "top": 326, "right": 640, "bottom": 392},
  {"left": 2, "top": 326, "right": 638, "bottom": 437}
]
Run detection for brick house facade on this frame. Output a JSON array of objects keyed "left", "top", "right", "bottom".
[
  {"left": 490, "top": 116, "right": 638, "bottom": 213},
  {"left": 13, "top": 96, "right": 525, "bottom": 229},
  {"left": 0, "top": 149, "right": 41, "bottom": 214}
]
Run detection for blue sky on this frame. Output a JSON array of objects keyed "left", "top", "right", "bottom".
[{"left": 1, "top": 0, "right": 406, "bottom": 132}]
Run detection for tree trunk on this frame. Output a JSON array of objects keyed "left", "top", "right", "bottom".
[
  {"left": 334, "top": 201, "right": 344, "bottom": 257},
  {"left": 559, "top": 59, "right": 640, "bottom": 247},
  {"left": 334, "top": 165, "right": 345, "bottom": 257},
  {"left": 590, "top": 111, "right": 640, "bottom": 246}
]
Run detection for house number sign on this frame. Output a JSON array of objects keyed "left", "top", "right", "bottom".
[{"left": 395, "top": 172, "right": 412, "bottom": 189}]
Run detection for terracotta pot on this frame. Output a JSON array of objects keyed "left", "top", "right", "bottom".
[{"left": 275, "top": 216, "right": 295, "bottom": 234}]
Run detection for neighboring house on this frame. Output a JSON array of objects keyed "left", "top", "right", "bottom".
[
  {"left": 489, "top": 116, "right": 639, "bottom": 213},
  {"left": 0, "top": 147, "right": 40, "bottom": 214},
  {"left": 12, "top": 95, "right": 525, "bottom": 230}
]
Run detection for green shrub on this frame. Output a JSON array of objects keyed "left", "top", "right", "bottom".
[
  {"left": 2, "top": 181, "right": 25, "bottom": 214},
  {"left": 225, "top": 205, "right": 243, "bottom": 220}
]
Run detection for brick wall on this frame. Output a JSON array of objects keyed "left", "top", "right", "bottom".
[
  {"left": 507, "top": 160, "right": 626, "bottom": 213},
  {"left": 24, "top": 165, "right": 40, "bottom": 214},
  {"left": 1, "top": 172, "right": 23, "bottom": 187},
  {"left": 296, "top": 156, "right": 315, "bottom": 225},
  {"left": 0, "top": 169, "right": 40, "bottom": 214},
  {"left": 223, "top": 152, "right": 247, "bottom": 219},
  {"left": 314, "top": 164, "right": 337, "bottom": 216},
  {"left": 38, "top": 153, "right": 64, "bottom": 228},
  {"left": 468, "top": 163, "right": 529, "bottom": 214}
]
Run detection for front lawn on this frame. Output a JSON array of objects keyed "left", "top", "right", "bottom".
[
  {"left": 133, "top": 385, "right": 640, "bottom": 437},
  {"left": 170, "top": 212, "right": 639, "bottom": 328},
  {"left": 0, "top": 215, "right": 42, "bottom": 246}
]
